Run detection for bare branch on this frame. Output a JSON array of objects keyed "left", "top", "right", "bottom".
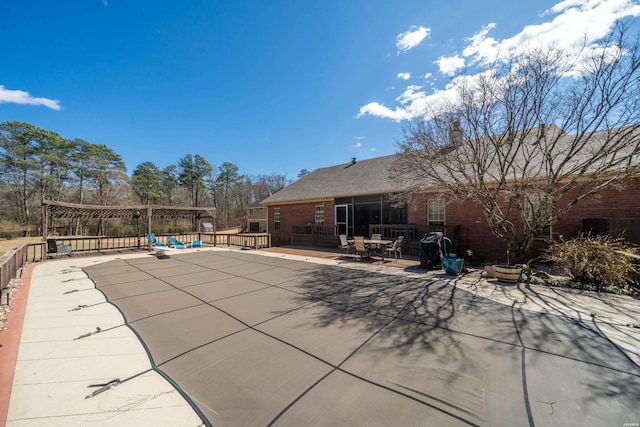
[{"left": 394, "top": 25, "right": 640, "bottom": 261}]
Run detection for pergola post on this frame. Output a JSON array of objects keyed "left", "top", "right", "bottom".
[
  {"left": 42, "top": 203, "right": 48, "bottom": 241},
  {"left": 147, "top": 206, "right": 153, "bottom": 251}
]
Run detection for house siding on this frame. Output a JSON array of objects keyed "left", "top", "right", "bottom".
[{"left": 246, "top": 206, "right": 268, "bottom": 232}]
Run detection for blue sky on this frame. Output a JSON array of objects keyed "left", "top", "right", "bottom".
[{"left": 2, "top": 0, "right": 639, "bottom": 180}]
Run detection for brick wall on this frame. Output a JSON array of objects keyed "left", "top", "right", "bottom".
[
  {"left": 553, "top": 177, "right": 640, "bottom": 237},
  {"left": 409, "top": 176, "right": 640, "bottom": 261},
  {"left": 268, "top": 201, "right": 335, "bottom": 246}
]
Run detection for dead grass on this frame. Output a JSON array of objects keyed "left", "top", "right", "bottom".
[{"left": 0, "top": 237, "right": 43, "bottom": 256}]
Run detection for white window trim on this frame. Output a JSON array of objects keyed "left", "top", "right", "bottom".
[
  {"left": 273, "top": 208, "right": 281, "bottom": 231},
  {"left": 315, "top": 205, "right": 324, "bottom": 224},
  {"left": 427, "top": 198, "right": 446, "bottom": 225}
]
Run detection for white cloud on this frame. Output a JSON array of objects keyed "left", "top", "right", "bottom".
[
  {"left": 360, "top": 0, "right": 640, "bottom": 121},
  {"left": 435, "top": 54, "right": 465, "bottom": 76},
  {"left": 358, "top": 84, "right": 451, "bottom": 122},
  {"left": 357, "top": 102, "right": 412, "bottom": 122},
  {"left": 0, "top": 85, "right": 62, "bottom": 110},
  {"left": 396, "top": 26, "right": 430, "bottom": 54},
  {"left": 397, "top": 72, "right": 411, "bottom": 80},
  {"left": 464, "top": 0, "right": 640, "bottom": 68}
]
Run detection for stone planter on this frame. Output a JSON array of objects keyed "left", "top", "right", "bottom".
[
  {"left": 442, "top": 256, "right": 464, "bottom": 276},
  {"left": 492, "top": 265, "right": 523, "bottom": 283}
]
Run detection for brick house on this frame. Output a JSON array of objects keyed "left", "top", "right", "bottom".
[
  {"left": 262, "top": 155, "right": 413, "bottom": 246},
  {"left": 262, "top": 137, "right": 640, "bottom": 261}
]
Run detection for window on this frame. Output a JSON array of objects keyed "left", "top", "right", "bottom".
[
  {"left": 273, "top": 208, "right": 281, "bottom": 231},
  {"left": 315, "top": 205, "right": 325, "bottom": 233},
  {"left": 524, "top": 193, "right": 552, "bottom": 239},
  {"left": 249, "top": 208, "right": 254, "bottom": 216},
  {"left": 315, "top": 205, "right": 324, "bottom": 224},
  {"left": 427, "top": 199, "right": 445, "bottom": 225}
]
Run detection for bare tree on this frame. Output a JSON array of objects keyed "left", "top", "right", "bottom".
[
  {"left": 395, "top": 25, "right": 640, "bottom": 261},
  {"left": 252, "top": 173, "right": 290, "bottom": 202}
]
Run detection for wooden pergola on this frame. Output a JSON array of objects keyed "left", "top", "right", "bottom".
[{"left": 42, "top": 200, "right": 216, "bottom": 249}]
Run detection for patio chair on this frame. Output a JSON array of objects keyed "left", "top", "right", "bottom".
[
  {"left": 191, "top": 239, "right": 202, "bottom": 248},
  {"left": 396, "top": 235, "right": 405, "bottom": 255},
  {"left": 384, "top": 236, "right": 404, "bottom": 260},
  {"left": 146, "top": 233, "right": 168, "bottom": 248},
  {"left": 338, "top": 234, "right": 353, "bottom": 257},
  {"left": 370, "top": 234, "right": 382, "bottom": 241},
  {"left": 353, "top": 236, "right": 369, "bottom": 259},
  {"left": 167, "top": 237, "right": 186, "bottom": 249}
]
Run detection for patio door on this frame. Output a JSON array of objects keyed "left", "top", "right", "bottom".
[{"left": 335, "top": 204, "right": 349, "bottom": 236}]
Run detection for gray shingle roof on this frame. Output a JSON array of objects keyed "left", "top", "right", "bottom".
[
  {"left": 262, "top": 125, "right": 640, "bottom": 205},
  {"left": 261, "top": 155, "right": 406, "bottom": 205}
]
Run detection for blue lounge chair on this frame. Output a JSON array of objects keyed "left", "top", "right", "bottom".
[
  {"left": 167, "top": 237, "right": 186, "bottom": 249},
  {"left": 146, "top": 233, "right": 168, "bottom": 248},
  {"left": 191, "top": 240, "right": 202, "bottom": 248}
]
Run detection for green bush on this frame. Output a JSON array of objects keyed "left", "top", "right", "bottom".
[{"left": 543, "top": 234, "right": 639, "bottom": 292}]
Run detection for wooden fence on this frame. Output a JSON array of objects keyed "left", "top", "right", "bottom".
[
  {"left": 1, "top": 243, "right": 46, "bottom": 303},
  {"left": 203, "top": 233, "right": 271, "bottom": 249},
  {"left": 0, "top": 232, "right": 272, "bottom": 296},
  {"left": 368, "top": 224, "right": 420, "bottom": 240},
  {"left": 45, "top": 232, "right": 271, "bottom": 253},
  {"left": 291, "top": 224, "right": 340, "bottom": 248}
]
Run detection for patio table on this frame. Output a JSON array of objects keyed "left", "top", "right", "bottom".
[{"left": 364, "top": 238, "right": 393, "bottom": 259}]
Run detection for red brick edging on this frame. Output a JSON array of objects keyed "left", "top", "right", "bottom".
[{"left": 0, "top": 263, "right": 34, "bottom": 426}]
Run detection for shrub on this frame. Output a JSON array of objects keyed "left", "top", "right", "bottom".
[{"left": 543, "top": 234, "right": 639, "bottom": 292}]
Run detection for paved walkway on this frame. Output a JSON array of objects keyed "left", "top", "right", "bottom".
[
  {"left": 2, "top": 247, "right": 640, "bottom": 426},
  {"left": 3, "top": 251, "right": 203, "bottom": 426}
]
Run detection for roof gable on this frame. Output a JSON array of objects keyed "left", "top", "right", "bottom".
[{"left": 261, "top": 155, "right": 406, "bottom": 205}]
